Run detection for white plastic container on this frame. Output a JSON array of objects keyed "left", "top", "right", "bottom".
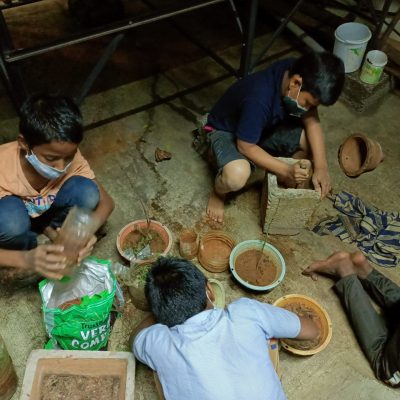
[
  {"left": 359, "top": 50, "right": 388, "bottom": 84},
  {"left": 333, "top": 22, "right": 372, "bottom": 73}
]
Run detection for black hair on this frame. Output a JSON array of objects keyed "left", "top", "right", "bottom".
[
  {"left": 19, "top": 93, "right": 83, "bottom": 147},
  {"left": 289, "top": 51, "right": 345, "bottom": 106},
  {"left": 145, "top": 257, "right": 207, "bottom": 327}
]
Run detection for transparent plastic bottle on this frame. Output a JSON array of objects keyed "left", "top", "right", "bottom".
[
  {"left": 0, "top": 335, "right": 17, "bottom": 400},
  {"left": 54, "top": 206, "right": 97, "bottom": 276}
]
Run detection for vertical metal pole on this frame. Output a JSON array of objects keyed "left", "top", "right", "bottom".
[
  {"left": 0, "top": 9, "right": 26, "bottom": 109},
  {"left": 239, "top": 0, "right": 258, "bottom": 77}
]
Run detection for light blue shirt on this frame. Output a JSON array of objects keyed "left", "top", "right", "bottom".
[{"left": 134, "top": 298, "right": 301, "bottom": 400}]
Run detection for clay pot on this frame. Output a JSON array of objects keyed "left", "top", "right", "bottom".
[
  {"left": 338, "top": 133, "right": 384, "bottom": 177},
  {"left": 0, "top": 335, "right": 17, "bottom": 400},
  {"left": 208, "top": 278, "right": 226, "bottom": 308},
  {"left": 116, "top": 220, "right": 173, "bottom": 263},
  {"left": 198, "top": 231, "right": 236, "bottom": 273},
  {"left": 179, "top": 229, "right": 199, "bottom": 260},
  {"left": 124, "top": 263, "right": 152, "bottom": 311},
  {"left": 229, "top": 240, "right": 285, "bottom": 292},
  {"left": 273, "top": 294, "right": 332, "bottom": 356}
]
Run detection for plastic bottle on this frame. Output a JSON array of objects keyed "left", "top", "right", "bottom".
[
  {"left": 54, "top": 206, "right": 97, "bottom": 276},
  {"left": 0, "top": 335, "right": 17, "bottom": 400}
]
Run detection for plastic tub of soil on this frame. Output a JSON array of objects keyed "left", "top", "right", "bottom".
[
  {"left": 229, "top": 240, "right": 285, "bottom": 292},
  {"left": 198, "top": 230, "right": 236, "bottom": 273},
  {"left": 116, "top": 220, "right": 172, "bottom": 263},
  {"left": 273, "top": 294, "right": 332, "bottom": 356}
]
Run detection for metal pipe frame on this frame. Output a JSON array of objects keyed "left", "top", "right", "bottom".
[
  {"left": 0, "top": 0, "right": 262, "bottom": 112},
  {"left": 2, "top": 0, "right": 226, "bottom": 62}
]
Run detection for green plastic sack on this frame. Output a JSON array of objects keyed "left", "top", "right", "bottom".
[{"left": 39, "top": 257, "right": 124, "bottom": 350}]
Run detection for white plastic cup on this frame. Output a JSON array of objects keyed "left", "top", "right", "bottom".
[
  {"left": 359, "top": 50, "right": 388, "bottom": 84},
  {"left": 333, "top": 22, "right": 372, "bottom": 73}
]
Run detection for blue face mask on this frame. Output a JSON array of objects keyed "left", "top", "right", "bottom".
[
  {"left": 25, "top": 150, "right": 71, "bottom": 180},
  {"left": 282, "top": 85, "right": 308, "bottom": 118}
]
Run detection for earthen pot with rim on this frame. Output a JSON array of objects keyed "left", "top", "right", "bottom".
[
  {"left": 116, "top": 219, "right": 173, "bottom": 263},
  {"left": 338, "top": 133, "right": 384, "bottom": 177},
  {"left": 198, "top": 231, "right": 236, "bottom": 273},
  {"left": 124, "top": 262, "right": 152, "bottom": 311}
]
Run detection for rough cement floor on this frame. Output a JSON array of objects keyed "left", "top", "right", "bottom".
[{"left": 1, "top": 3, "right": 400, "bottom": 400}]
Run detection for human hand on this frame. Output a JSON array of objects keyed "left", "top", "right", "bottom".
[
  {"left": 23, "top": 244, "right": 67, "bottom": 280},
  {"left": 77, "top": 234, "right": 97, "bottom": 263},
  {"left": 312, "top": 167, "right": 331, "bottom": 199},
  {"left": 294, "top": 159, "right": 312, "bottom": 184}
]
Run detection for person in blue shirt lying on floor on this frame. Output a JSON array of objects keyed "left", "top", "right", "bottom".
[
  {"left": 204, "top": 51, "right": 345, "bottom": 223},
  {"left": 131, "top": 257, "right": 319, "bottom": 400}
]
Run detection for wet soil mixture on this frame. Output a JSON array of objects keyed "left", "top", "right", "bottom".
[
  {"left": 235, "top": 249, "right": 277, "bottom": 286},
  {"left": 40, "top": 374, "right": 120, "bottom": 400},
  {"left": 282, "top": 303, "right": 322, "bottom": 350},
  {"left": 123, "top": 228, "right": 166, "bottom": 255}
]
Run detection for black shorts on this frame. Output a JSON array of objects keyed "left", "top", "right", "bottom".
[{"left": 209, "top": 118, "right": 303, "bottom": 170}]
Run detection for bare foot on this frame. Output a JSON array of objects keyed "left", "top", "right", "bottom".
[
  {"left": 351, "top": 251, "right": 373, "bottom": 280},
  {"left": 206, "top": 190, "right": 225, "bottom": 223},
  {"left": 302, "top": 251, "right": 357, "bottom": 281}
]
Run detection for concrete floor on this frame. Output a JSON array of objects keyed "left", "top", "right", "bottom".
[{"left": 1, "top": 2, "right": 400, "bottom": 399}]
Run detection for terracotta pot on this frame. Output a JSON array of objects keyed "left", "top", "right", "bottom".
[
  {"left": 179, "top": 229, "right": 199, "bottom": 260},
  {"left": 338, "top": 133, "right": 384, "bottom": 177},
  {"left": 273, "top": 294, "right": 332, "bottom": 356},
  {"left": 208, "top": 278, "right": 226, "bottom": 308},
  {"left": 229, "top": 240, "right": 285, "bottom": 292},
  {"left": 116, "top": 219, "right": 173, "bottom": 263},
  {"left": 124, "top": 263, "right": 152, "bottom": 311},
  {"left": 198, "top": 231, "right": 236, "bottom": 273}
]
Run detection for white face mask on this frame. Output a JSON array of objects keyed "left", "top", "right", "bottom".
[{"left": 25, "top": 150, "right": 71, "bottom": 180}]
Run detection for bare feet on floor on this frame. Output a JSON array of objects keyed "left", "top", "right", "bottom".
[
  {"left": 302, "top": 251, "right": 373, "bottom": 281},
  {"left": 206, "top": 190, "right": 225, "bottom": 223}
]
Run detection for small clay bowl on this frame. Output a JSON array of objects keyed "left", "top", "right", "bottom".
[
  {"left": 179, "top": 229, "right": 199, "bottom": 260},
  {"left": 198, "top": 231, "right": 236, "bottom": 273},
  {"left": 116, "top": 219, "right": 173, "bottom": 263},
  {"left": 208, "top": 278, "right": 225, "bottom": 308},
  {"left": 229, "top": 240, "right": 285, "bottom": 292},
  {"left": 273, "top": 294, "right": 333, "bottom": 356}
]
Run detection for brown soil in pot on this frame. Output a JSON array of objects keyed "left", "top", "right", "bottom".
[
  {"left": 40, "top": 374, "right": 120, "bottom": 400},
  {"left": 281, "top": 303, "right": 322, "bottom": 350},
  {"left": 122, "top": 229, "right": 166, "bottom": 254},
  {"left": 235, "top": 249, "right": 278, "bottom": 286}
]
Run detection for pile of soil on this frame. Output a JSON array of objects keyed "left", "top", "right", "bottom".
[
  {"left": 282, "top": 303, "right": 322, "bottom": 350},
  {"left": 40, "top": 374, "right": 120, "bottom": 400},
  {"left": 123, "top": 228, "right": 166, "bottom": 255},
  {"left": 235, "top": 249, "right": 278, "bottom": 286}
]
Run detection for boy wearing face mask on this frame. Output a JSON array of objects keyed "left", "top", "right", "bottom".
[
  {"left": 0, "top": 94, "right": 114, "bottom": 281},
  {"left": 131, "top": 256, "right": 320, "bottom": 400},
  {"left": 203, "top": 51, "right": 345, "bottom": 223}
]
